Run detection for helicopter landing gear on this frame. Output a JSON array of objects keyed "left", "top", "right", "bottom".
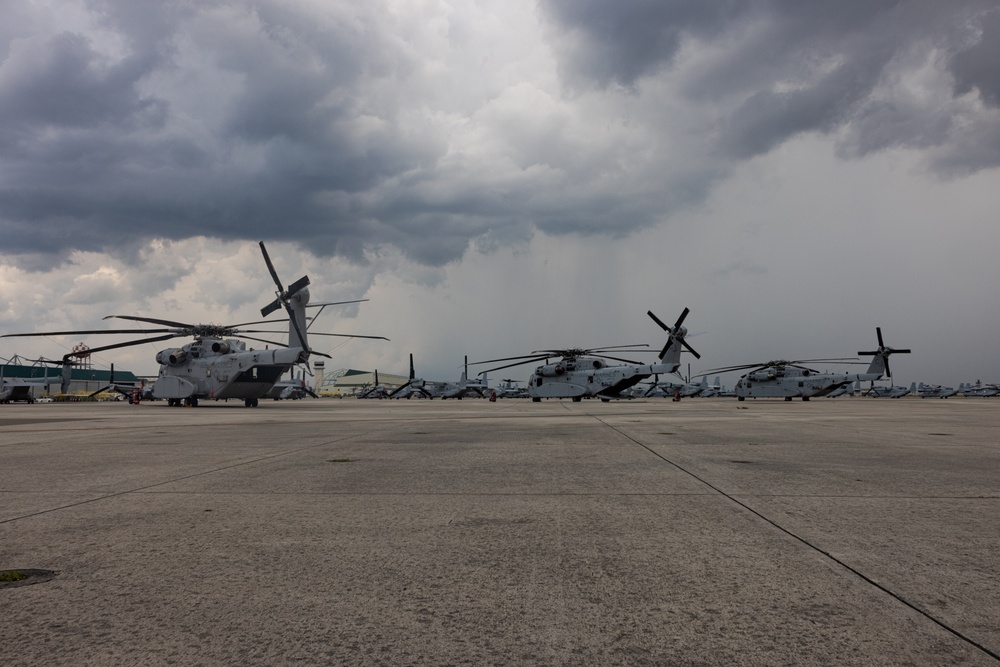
[
  {"left": 572, "top": 397, "right": 582, "bottom": 402},
  {"left": 244, "top": 398, "right": 259, "bottom": 407},
  {"left": 184, "top": 397, "right": 199, "bottom": 407},
  {"left": 784, "top": 397, "right": 793, "bottom": 401}
]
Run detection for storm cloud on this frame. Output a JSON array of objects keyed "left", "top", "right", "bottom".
[{"left": 0, "top": 0, "right": 994, "bottom": 268}]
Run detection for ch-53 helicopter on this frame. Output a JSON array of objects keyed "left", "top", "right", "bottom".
[
  {"left": 2, "top": 242, "right": 387, "bottom": 407},
  {"left": 705, "top": 327, "right": 910, "bottom": 401},
  {"left": 470, "top": 307, "right": 700, "bottom": 402}
]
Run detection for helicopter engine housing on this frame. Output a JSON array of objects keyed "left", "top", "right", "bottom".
[
  {"left": 537, "top": 364, "right": 566, "bottom": 377},
  {"left": 210, "top": 341, "right": 231, "bottom": 354},
  {"left": 156, "top": 349, "right": 189, "bottom": 366}
]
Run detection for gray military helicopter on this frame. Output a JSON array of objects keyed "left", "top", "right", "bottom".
[
  {"left": 2, "top": 242, "right": 387, "bottom": 407},
  {"left": 471, "top": 307, "right": 700, "bottom": 402},
  {"left": 705, "top": 327, "right": 910, "bottom": 401}
]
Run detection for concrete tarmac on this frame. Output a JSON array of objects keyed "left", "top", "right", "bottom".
[{"left": 1, "top": 397, "right": 999, "bottom": 666}]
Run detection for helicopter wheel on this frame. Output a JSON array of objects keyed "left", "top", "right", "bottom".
[
  {"left": 532, "top": 397, "right": 541, "bottom": 403},
  {"left": 784, "top": 397, "right": 793, "bottom": 401},
  {"left": 244, "top": 398, "right": 259, "bottom": 407},
  {"left": 572, "top": 397, "right": 582, "bottom": 402}
]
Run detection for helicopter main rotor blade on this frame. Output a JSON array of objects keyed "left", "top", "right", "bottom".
[
  {"left": 591, "top": 353, "right": 648, "bottom": 365},
  {"left": 2, "top": 328, "right": 177, "bottom": 338},
  {"left": 104, "top": 315, "right": 195, "bottom": 328},
  {"left": 302, "top": 332, "right": 391, "bottom": 341},
  {"left": 64, "top": 333, "right": 183, "bottom": 358},
  {"left": 469, "top": 353, "right": 551, "bottom": 365},
  {"left": 584, "top": 344, "right": 651, "bottom": 353},
  {"left": 477, "top": 356, "right": 550, "bottom": 375}
]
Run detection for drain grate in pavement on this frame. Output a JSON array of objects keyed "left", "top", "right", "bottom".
[{"left": 0, "top": 569, "right": 57, "bottom": 590}]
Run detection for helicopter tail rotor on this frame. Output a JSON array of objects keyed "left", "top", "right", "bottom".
[
  {"left": 648, "top": 307, "right": 700, "bottom": 363},
  {"left": 258, "top": 241, "right": 311, "bottom": 353},
  {"left": 858, "top": 326, "right": 911, "bottom": 381}
]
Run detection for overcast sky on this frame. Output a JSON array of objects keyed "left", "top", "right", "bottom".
[{"left": 2, "top": 0, "right": 999, "bottom": 389}]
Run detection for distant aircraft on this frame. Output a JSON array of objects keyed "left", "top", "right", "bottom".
[
  {"left": 471, "top": 307, "right": 700, "bottom": 403},
  {"left": 865, "top": 383, "right": 912, "bottom": 398},
  {"left": 916, "top": 382, "right": 959, "bottom": 398},
  {"left": 706, "top": 327, "right": 910, "bottom": 401},
  {"left": 494, "top": 378, "right": 528, "bottom": 398},
  {"left": 0, "top": 368, "right": 61, "bottom": 404},
  {"left": 357, "top": 370, "right": 392, "bottom": 399},
  {"left": 390, "top": 355, "right": 486, "bottom": 399},
  {"left": 266, "top": 369, "right": 318, "bottom": 400},
  {"left": 960, "top": 382, "right": 1000, "bottom": 397}
]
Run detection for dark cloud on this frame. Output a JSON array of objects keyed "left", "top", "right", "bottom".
[
  {"left": 538, "top": 0, "right": 750, "bottom": 90},
  {"left": 542, "top": 0, "right": 1000, "bottom": 166},
  {"left": 950, "top": 9, "right": 1000, "bottom": 107},
  {"left": 2, "top": 0, "right": 999, "bottom": 275}
]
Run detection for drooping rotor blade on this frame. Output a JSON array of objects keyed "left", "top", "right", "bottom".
[
  {"left": 584, "top": 344, "right": 651, "bottom": 353},
  {"left": 104, "top": 315, "right": 195, "bottom": 328},
  {"left": 876, "top": 326, "right": 885, "bottom": 348},
  {"left": 591, "top": 353, "right": 648, "bottom": 365},
  {"left": 301, "top": 332, "right": 390, "bottom": 341},
  {"left": 476, "top": 356, "right": 551, "bottom": 376},
  {"left": 2, "top": 328, "right": 177, "bottom": 338},
  {"left": 64, "top": 333, "right": 183, "bottom": 358},
  {"left": 259, "top": 241, "right": 283, "bottom": 293},
  {"left": 701, "top": 363, "right": 770, "bottom": 374},
  {"left": 469, "top": 353, "right": 553, "bottom": 366},
  {"left": 409, "top": 354, "right": 415, "bottom": 381},
  {"left": 233, "top": 334, "right": 290, "bottom": 347}
]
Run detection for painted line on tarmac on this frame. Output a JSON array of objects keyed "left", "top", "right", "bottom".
[{"left": 590, "top": 413, "right": 1000, "bottom": 664}]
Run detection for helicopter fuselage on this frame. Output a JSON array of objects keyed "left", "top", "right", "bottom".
[
  {"left": 735, "top": 365, "right": 882, "bottom": 400},
  {"left": 528, "top": 356, "right": 680, "bottom": 401},
  {"left": 152, "top": 337, "right": 305, "bottom": 404}
]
